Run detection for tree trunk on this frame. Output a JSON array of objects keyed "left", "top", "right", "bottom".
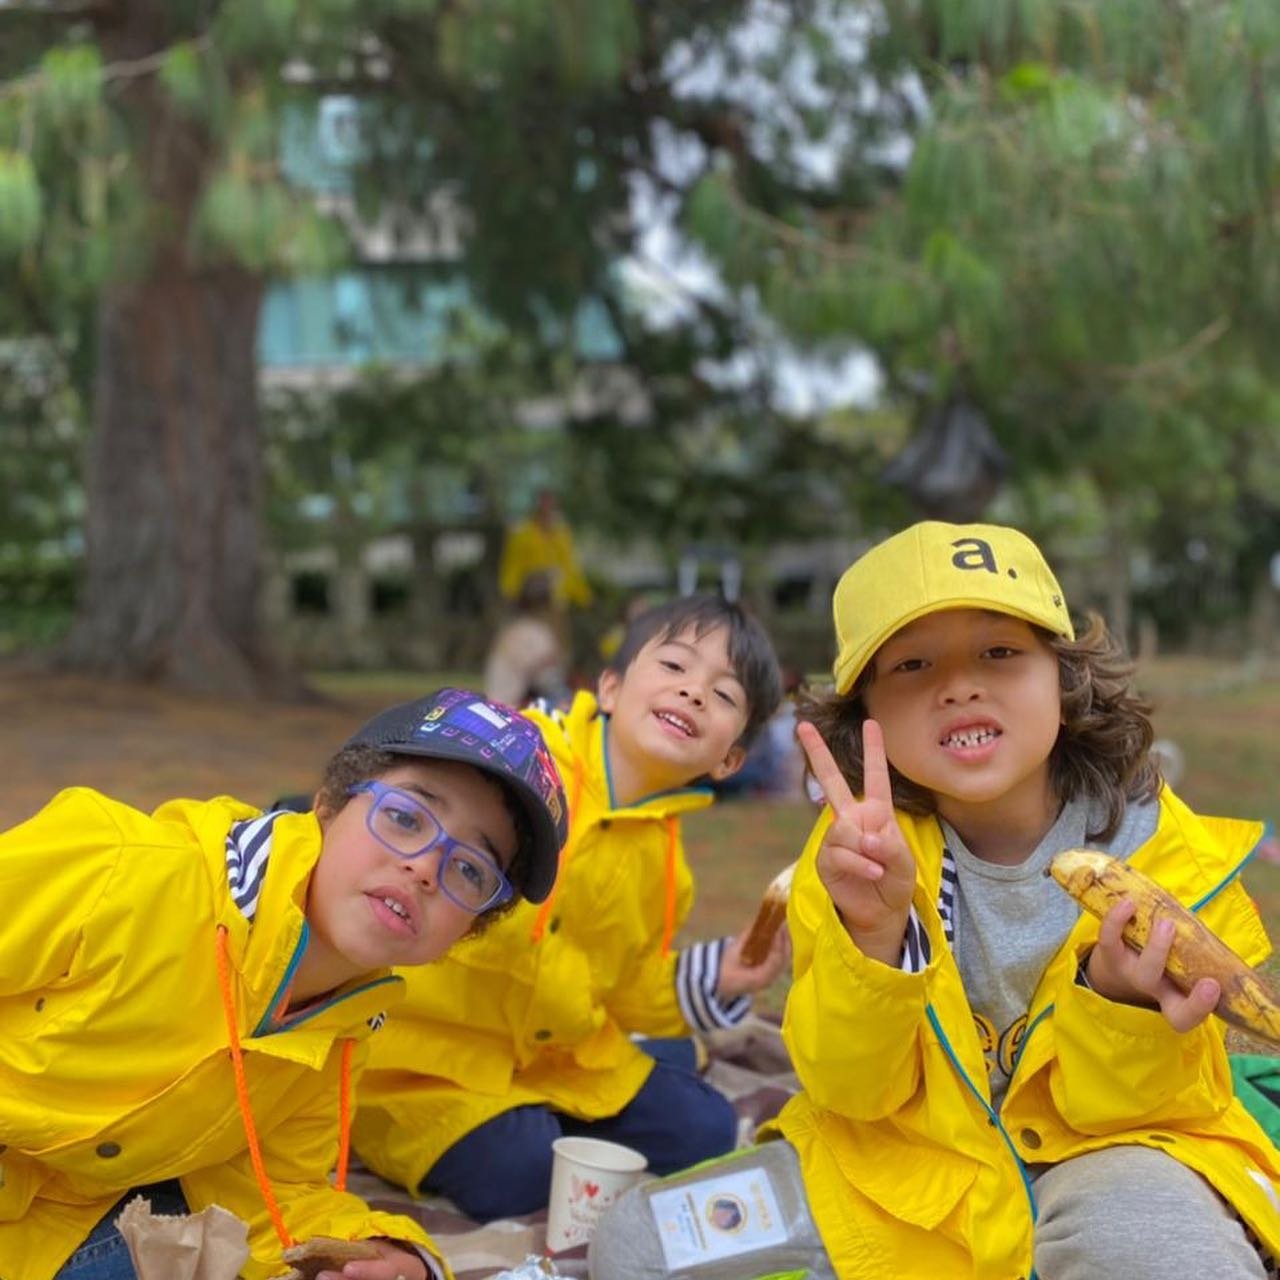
[
  {"left": 59, "top": 3, "right": 274, "bottom": 695},
  {"left": 60, "top": 264, "right": 267, "bottom": 695}
]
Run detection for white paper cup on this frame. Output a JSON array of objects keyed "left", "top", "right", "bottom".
[{"left": 545, "top": 1136, "right": 648, "bottom": 1253}]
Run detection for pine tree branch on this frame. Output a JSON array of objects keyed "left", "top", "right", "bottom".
[
  {"left": 716, "top": 172, "right": 924, "bottom": 280},
  {"left": 1096, "top": 315, "right": 1232, "bottom": 383},
  {"left": 0, "top": 32, "right": 211, "bottom": 105}
]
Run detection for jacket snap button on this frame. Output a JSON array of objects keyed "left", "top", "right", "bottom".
[
  {"left": 548, "top": 918, "right": 561, "bottom": 934},
  {"left": 34, "top": 997, "right": 45, "bottom": 1012},
  {"left": 599, "top": 819, "right": 611, "bottom": 830},
  {"left": 533, "top": 1029, "right": 552, "bottom": 1041},
  {"left": 1019, "top": 1128, "right": 1042, "bottom": 1150},
  {"left": 96, "top": 1142, "right": 122, "bottom": 1158}
]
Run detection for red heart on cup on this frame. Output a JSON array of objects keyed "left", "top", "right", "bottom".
[{"left": 584, "top": 1182, "right": 599, "bottom": 1198}]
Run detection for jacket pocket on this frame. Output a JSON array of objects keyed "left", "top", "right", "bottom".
[{"left": 829, "top": 1122, "right": 979, "bottom": 1230}]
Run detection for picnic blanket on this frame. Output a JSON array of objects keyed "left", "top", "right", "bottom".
[{"left": 346, "top": 1017, "right": 799, "bottom": 1279}]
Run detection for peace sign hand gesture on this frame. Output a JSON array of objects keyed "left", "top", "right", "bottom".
[{"left": 797, "top": 719, "right": 917, "bottom": 966}]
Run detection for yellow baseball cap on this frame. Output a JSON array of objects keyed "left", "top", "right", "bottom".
[{"left": 832, "top": 521, "right": 1075, "bottom": 694}]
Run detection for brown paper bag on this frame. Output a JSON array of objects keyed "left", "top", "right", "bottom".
[{"left": 115, "top": 1195, "right": 250, "bottom": 1280}]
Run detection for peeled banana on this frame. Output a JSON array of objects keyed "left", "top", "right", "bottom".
[
  {"left": 1048, "top": 848, "right": 1280, "bottom": 1047},
  {"left": 740, "top": 862, "right": 796, "bottom": 967}
]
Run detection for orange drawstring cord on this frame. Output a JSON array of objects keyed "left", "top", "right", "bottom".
[
  {"left": 216, "top": 925, "right": 356, "bottom": 1250},
  {"left": 660, "top": 816, "right": 678, "bottom": 957},
  {"left": 530, "top": 755, "right": 584, "bottom": 943},
  {"left": 335, "top": 1038, "right": 354, "bottom": 1191},
  {"left": 216, "top": 925, "right": 293, "bottom": 1251}
]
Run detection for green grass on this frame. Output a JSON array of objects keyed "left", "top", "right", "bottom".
[{"left": 310, "top": 670, "right": 484, "bottom": 698}]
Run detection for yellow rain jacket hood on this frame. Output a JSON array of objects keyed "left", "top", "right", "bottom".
[
  {"left": 0, "top": 788, "right": 442, "bottom": 1280},
  {"left": 354, "top": 691, "right": 715, "bottom": 1192},
  {"left": 768, "top": 788, "right": 1279, "bottom": 1280}
]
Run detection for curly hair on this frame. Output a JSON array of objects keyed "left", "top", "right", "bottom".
[
  {"left": 795, "top": 612, "right": 1159, "bottom": 842},
  {"left": 315, "top": 744, "right": 531, "bottom": 933}
]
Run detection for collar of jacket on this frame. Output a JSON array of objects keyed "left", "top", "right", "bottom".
[
  {"left": 893, "top": 782, "right": 1269, "bottom": 970},
  {"left": 155, "top": 797, "right": 403, "bottom": 1068},
  {"left": 551, "top": 690, "right": 717, "bottom": 819}
]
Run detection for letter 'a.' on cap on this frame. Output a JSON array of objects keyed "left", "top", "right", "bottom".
[{"left": 832, "top": 521, "right": 1074, "bottom": 694}]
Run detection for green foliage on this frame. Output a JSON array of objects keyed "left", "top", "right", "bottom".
[
  {"left": 214, "top": 0, "right": 301, "bottom": 59},
  {"left": 37, "top": 45, "right": 103, "bottom": 125},
  {"left": 3, "top": 0, "right": 1278, "bottom": 660},
  {"left": 0, "top": 339, "right": 85, "bottom": 629},
  {"left": 0, "top": 151, "right": 42, "bottom": 255},
  {"left": 159, "top": 42, "right": 227, "bottom": 123},
  {"left": 263, "top": 310, "right": 550, "bottom": 556},
  {"left": 196, "top": 166, "right": 346, "bottom": 273},
  {"left": 664, "top": 0, "right": 1280, "bottom": 637},
  {"left": 434, "top": 0, "right": 638, "bottom": 87}
]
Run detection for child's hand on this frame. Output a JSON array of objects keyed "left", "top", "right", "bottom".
[
  {"left": 314, "top": 1240, "right": 429, "bottom": 1280},
  {"left": 797, "top": 719, "right": 916, "bottom": 965},
  {"left": 718, "top": 922, "right": 791, "bottom": 999},
  {"left": 1085, "top": 898, "right": 1221, "bottom": 1032}
]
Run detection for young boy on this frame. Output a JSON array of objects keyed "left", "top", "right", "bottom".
[
  {"left": 0, "top": 688, "right": 567, "bottom": 1280},
  {"left": 590, "top": 522, "right": 1279, "bottom": 1280},
  {"left": 352, "top": 594, "right": 788, "bottom": 1220}
]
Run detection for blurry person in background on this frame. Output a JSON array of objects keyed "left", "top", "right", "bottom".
[
  {"left": 498, "top": 489, "right": 592, "bottom": 619},
  {"left": 483, "top": 572, "right": 569, "bottom": 711}
]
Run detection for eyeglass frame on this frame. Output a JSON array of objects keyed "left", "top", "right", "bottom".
[{"left": 347, "top": 779, "right": 515, "bottom": 914}]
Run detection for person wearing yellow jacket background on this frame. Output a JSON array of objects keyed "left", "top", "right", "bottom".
[
  {"left": 497, "top": 489, "right": 593, "bottom": 612},
  {"left": 587, "top": 522, "right": 1279, "bottom": 1280},
  {"left": 353, "top": 595, "right": 788, "bottom": 1220},
  {"left": 0, "top": 688, "right": 566, "bottom": 1280}
]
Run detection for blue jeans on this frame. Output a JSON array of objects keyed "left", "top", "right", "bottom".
[
  {"left": 425, "top": 1048, "right": 737, "bottom": 1220},
  {"left": 55, "top": 1182, "right": 188, "bottom": 1280}
]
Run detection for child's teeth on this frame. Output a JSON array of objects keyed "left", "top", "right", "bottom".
[
  {"left": 947, "top": 728, "right": 997, "bottom": 748},
  {"left": 383, "top": 896, "right": 408, "bottom": 918}
]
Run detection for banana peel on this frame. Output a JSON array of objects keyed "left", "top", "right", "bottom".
[{"left": 1048, "top": 848, "right": 1280, "bottom": 1048}]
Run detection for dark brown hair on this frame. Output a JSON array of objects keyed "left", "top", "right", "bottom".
[
  {"left": 315, "top": 743, "right": 531, "bottom": 930},
  {"left": 795, "top": 612, "right": 1159, "bottom": 842}
]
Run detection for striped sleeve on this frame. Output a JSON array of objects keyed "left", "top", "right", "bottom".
[
  {"left": 898, "top": 905, "right": 932, "bottom": 974},
  {"left": 898, "top": 843, "right": 958, "bottom": 974},
  {"left": 939, "top": 844, "right": 957, "bottom": 946},
  {"left": 676, "top": 938, "right": 751, "bottom": 1031},
  {"left": 224, "top": 812, "right": 282, "bottom": 922}
]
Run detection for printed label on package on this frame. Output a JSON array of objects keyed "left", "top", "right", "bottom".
[{"left": 649, "top": 1168, "right": 788, "bottom": 1269}]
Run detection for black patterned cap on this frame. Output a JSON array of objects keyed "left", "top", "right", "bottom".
[{"left": 345, "top": 688, "right": 567, "bottom": 903}]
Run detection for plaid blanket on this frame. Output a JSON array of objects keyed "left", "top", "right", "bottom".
[{"left": 347, "top": 1017, "right": 798, "bottom": 1279}]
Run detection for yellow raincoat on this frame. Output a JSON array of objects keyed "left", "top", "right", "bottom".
[
  {"left": 354, "top": 692, "right": 713, "bottom": 1192},
  {"left": 497, "top": 516, "right": 592, "bottom": 608},
  {"left": 0, "top": 788, "right": 442, "bottom": 1280},
  {"left": 768, "top": 787, "right": 1280, "bottom": 1279}
]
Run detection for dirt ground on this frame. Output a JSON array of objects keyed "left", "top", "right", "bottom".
[{"left": 0, "top": 670, "right": 394, "bottom": 826}]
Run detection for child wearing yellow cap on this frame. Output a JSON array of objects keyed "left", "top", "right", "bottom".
[{"left": 590, "top": 522, "right": 1279, "bottom": 1280}]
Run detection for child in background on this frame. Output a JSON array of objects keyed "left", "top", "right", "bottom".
[
  {"left": 590, "top": 521, "right": 1279, "bottom": 1280},
  {"left": 0, "top": 688, "right": 567, "bottom": 1280},
  {"left": 353, "top": 594, "right": 788, "bottom": 1220},
  {"left": 483, "top": 571, "right": 569, "bottom": 710}
]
